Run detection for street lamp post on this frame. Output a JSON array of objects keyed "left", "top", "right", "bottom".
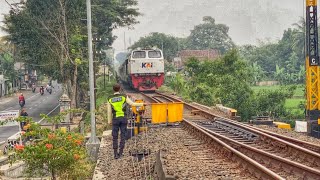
[{"left": 86, "top": 0, "right": 100, "bottom": 162}]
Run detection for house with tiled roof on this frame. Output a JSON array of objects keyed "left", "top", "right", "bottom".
[{"left": 174, "top": 49, "right": 220, "bottom": 69}]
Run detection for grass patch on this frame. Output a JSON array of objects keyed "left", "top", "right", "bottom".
[
  {"left": 285, "top": 98, "right": 305, "bottom": 109},
  {"left": 251, "top": 84, "right": 306, "bottom": 119},
  {"left": 251, "top": 84, "right": 305, "bottom": 97}
]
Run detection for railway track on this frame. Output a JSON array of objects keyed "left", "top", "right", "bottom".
[
  {"left": 155, "top": 92, "right": 320, "bottom": 152},
  {"left": 148, "top": 92, "right": 320, "bottom": 179}
]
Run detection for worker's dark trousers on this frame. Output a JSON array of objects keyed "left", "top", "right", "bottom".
[{"left": 112, "top": 117, "right": 127, "bottom": 153}]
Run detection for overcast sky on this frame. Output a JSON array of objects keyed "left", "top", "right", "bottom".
[
  {"left": 113, "top": 0, "right": 305, "bottom": 51},
  {"left": 0, "top": 1, "right": 11, "bottom": 36},
  {"left": 1, "top": 0, "right": 306, "bottom": 52}
]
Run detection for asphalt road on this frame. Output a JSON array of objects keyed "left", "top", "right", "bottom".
[{"left": 0, "top": 84, "right": 63, "bottom": 142}]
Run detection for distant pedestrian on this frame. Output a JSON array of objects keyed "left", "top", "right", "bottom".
[{"left": 107, "top": 84, "right": 146, "bottom": 159}]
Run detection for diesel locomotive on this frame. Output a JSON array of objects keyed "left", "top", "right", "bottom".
[{"left": 119, "top": 48, "right": 165, "bottom": 91}]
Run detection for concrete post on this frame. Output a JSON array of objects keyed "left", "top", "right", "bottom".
[
  {"left": 59, "top": 94, "right": 71, "bottom": 123},
  {"left": 86, "top": 0, "right": 100, "bottom": 162}
]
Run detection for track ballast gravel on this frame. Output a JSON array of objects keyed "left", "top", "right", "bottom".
[{"left": 96, "top": 126, "right": 256, "bottom": 180}]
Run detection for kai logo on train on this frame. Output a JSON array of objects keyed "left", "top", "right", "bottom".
[{"left": 142, "top": 63, "right": 153, "bottom": 68}]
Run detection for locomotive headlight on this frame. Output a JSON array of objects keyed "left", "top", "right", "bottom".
[{"left": 157, "top": 73, "right": 161, "bottom": 76}]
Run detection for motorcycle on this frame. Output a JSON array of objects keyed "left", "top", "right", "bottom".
[
  {"left": 19, "top": 100, "right": 25, "bottom": 108},
  {"left": 40, "top": 89, "right": 44, "bottom": 95},
  {"left": 32, "top": 87, "right": 36, "bottom": 93}
]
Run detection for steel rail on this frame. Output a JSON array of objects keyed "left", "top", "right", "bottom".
[
  {"left": 244, "top": 124, "right": 320, "bottom": 153},
  {"left": 157, "top": 92, "right": 320, "bottom": 168},
  {"left": 180, "top": 98, "right": 320, "bottom": 154},
  {"left": 192, "top": 120, "right": 320, "bottom": 179},
  {"left": 182, "top": 119, "right": 284, "bottom": 180},
  {"left": 139, "top": 92, "right": 161, "bottom": 103},
  {"left": 168, "top": 93, "right": 320, "bottom": 154}
]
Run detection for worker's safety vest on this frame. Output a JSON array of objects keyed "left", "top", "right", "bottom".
[{"left": 108, "top": 94, "right": 127, "bottom": 118}]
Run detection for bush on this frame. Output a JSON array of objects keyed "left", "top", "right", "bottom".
[{"left": 10, "top": 113, "right": 93, "bottom": 180}]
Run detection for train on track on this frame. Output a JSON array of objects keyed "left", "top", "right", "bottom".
[{"left": 119, "top": 48, "right": 165, "bottom": 91}]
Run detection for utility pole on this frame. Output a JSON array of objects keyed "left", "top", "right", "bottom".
[
  {"left": 86, "top": 0, "right": 100, "bottom": 161},
  {"left": 124, "top": 31, "right": 126, "bottom": 50},
  {"left": 103, "top": 60, "right": 106, "bottom": 89},
  {"left": 93, "top": 37, "right": 102, "bottom": 109},
  {"left": 305, "top": 0, "right": 320, "bottom": 138},
  {"left": 113, "top": 48, "right": 115, "bottom": 81}
]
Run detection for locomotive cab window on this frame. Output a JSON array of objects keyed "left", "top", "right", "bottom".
[
  {"left": 132, "top": 51, "right": 146, "bottom": 58},
  {"left": 148, "top": 50, "right": 162, "bottom": 58}
]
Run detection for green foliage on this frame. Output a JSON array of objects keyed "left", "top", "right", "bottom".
[
  {"left": 251, "top": 85, "right": 305, "bottom": 120},
  {"left": 239, "top": 18, "right": 306, "bottom": 85},
  {"left": 164, "top": 60, "right": 176, "bottom": 72},
  {"left": 168, "top": 49, "right": 299, "bottom": 121},
  {"left": 130, "top": 32, "right": 183, "bottom": 60},
  {"left": 96, "top": 76, "right": 116, "bottom": 107},
  {"left": 167, "top": 73, "right": 188, "bottom": 95},
  {"left": 187, "top": 16, "right": 235, "bottom": 54},
  {"left": 188, "top": 83, "right": 217, "bottom": 106},
  {"left": 254, "top": 88, "right": 294, "bottom": 117},
  {"left": 0, "top": 51, "right": 16, "bottom": 80},
  {"left": 8, "top": 111, "right": 92, "bottom": 180},
  {"left": 129, "top": 16, "right": 236, "bottom": 61},
  {"left": 3, "top": 0, "right": 140, "bottom": 108},
  {"left": 179, "top": 50, "right": 255, "bottom": 120}
]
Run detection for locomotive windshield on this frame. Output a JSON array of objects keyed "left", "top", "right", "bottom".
[
  {"left": 148, "top": 50, "right": 162, "bottom": 58},
  {"left": 132, "top": 51, "right": 146, "bottom": 58}
]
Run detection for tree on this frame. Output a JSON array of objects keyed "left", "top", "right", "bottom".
[
  {"left": 183, "top": 49, "right": 255, "bottom": 120},
  {"left": 130, "top": 32, "right": 185, "bottom": 60},
  {"left": 187, "top": 16, "right": 235, "bottom": 54},
  {"left": 3, "top": 0, "right": 140, "bottom": 108},
  {"left": 292, "top": 17, "right": 305, "bottom": 56},
  {"left": 0, "top": 52, "right": 15, "bottom": 81},
  {"left": 249, "top": 62, "right": 265, "bottom": 85},
  {"left": 239, "top": 18, "right": 307, "bottom": 85}
]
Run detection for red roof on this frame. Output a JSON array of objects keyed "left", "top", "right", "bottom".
[{"left": 178, "top": 49, "right": 220, "bottom": 60}]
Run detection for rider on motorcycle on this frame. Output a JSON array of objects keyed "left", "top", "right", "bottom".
[
  {"left": 31, "top": 83, "right": 36, "bottom": 93},
  {"left": 40, "top": 86, "right": 44, "bottom": 94},
  {"left": 18, "top": 93, "right": 25, "bottom": 107},
  {"left": 46, "top": 84, "right": 52, "bottom": 94},
  {"left": 20, "top": 108, "right": 28, "bottom": 132}
]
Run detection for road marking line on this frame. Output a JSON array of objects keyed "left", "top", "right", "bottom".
[
  {"left": 26, "top": 93, "right": 39, "bottom": 100},
  {"left": 3, "top": 106, "right": 13, "bottom": 111},
  {"left": 2, "top": 93, "right": 39, "bottom": 111},
  {"left": 38, "top": 104, "right": 60, "bottom": 124},
  {"left": 4, "top": 107, "right": 13, "bottom": 111}
]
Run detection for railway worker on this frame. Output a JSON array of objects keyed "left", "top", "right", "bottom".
[{"left": 107, "top": 83, "right": 146, "bottom": 159}]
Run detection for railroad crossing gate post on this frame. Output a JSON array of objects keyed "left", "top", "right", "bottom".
[{"left": 59, "top": 94, "right": 71, "bottom": 123}]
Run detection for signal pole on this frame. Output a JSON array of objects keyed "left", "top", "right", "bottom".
[{"left": 305, "top": 0, "right": 320, "bottom": 138}]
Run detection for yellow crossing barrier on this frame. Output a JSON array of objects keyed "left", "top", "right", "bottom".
[
  {"left": 273, "top": 122, "right": 291, "bottom": 130},
  {"left": 151, "top": 103, "right": 184, "bottom": 124}
]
